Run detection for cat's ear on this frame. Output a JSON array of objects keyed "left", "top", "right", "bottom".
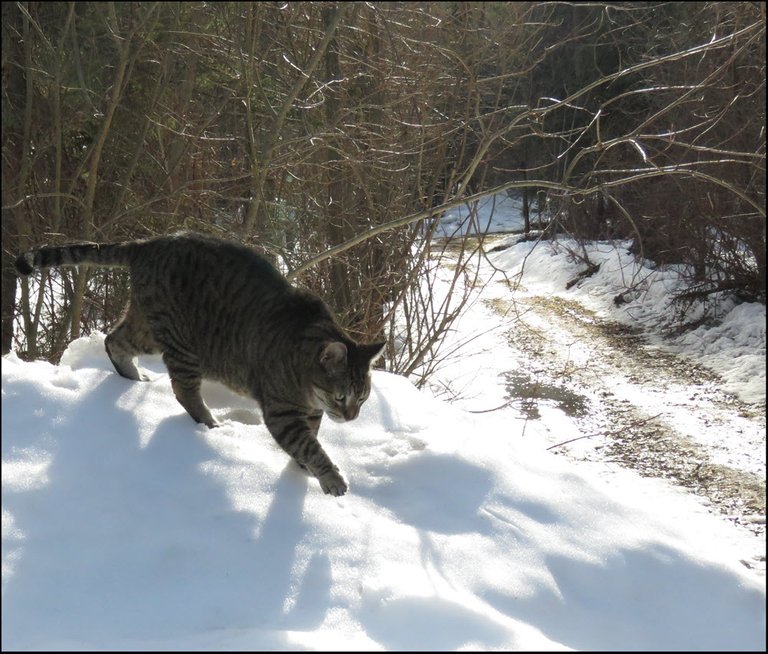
[
  {"left": 358, "top": 341, "right": 386, "bottom": 368},
  {"left": 320, "top": 341, "right": 348, "bottom": 374}
]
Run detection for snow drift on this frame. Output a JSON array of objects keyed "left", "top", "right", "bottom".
[{"left": 2, "top": 334, "right": 764, "bottom": 650}]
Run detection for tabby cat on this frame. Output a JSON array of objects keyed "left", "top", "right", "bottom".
[{"left": 15, "top": 232, "right": 385, "bottom": 496}]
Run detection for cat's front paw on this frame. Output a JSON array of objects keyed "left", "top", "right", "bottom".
[{"left": 318, "top": 469, "right": 348, "bottom": 496}]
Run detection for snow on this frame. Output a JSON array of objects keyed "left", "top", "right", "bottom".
[
  {"left": 433, "top": 191, "right": 765, "bottom": 408},
  {"left": 3, "top": 192, "right": 765, "bottom": 650},
  {"left": 2, "top": 341, "right": 765, "bottom": 649},
  {"left": 433, "top": 192, "right": 527, "bottom": 238},
  {"left": 489, "top": 237, "right": 766, "bottom": 405},
  {"left": 422, "top": 193, "right": 765, "bottom": 477}
]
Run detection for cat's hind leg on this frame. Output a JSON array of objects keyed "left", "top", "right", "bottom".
[
  {"left": 105, "top": 302, "right": 160, "bottom": 381},
  {"left": 163, "top": 352, "right": 218, "bottom": 428}
]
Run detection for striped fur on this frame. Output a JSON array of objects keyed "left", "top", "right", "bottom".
[
  {"left": 16, "top": 232, "right": 385, "bottom": 496},
  {"left": 15, "top": 241, "right": 136, "bottom": 275}
]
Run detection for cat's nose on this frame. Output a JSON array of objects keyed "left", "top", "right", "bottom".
[{"left": 344, "top": 405, "right": 360, "bottom": 421}]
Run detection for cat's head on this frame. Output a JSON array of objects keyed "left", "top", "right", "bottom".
[{"left": 312, "top": 340, "right": 385, "bottom": 422}]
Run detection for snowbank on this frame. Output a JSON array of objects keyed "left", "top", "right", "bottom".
[
  {"left": 438, "top": 192, "right": 765, "bottom": 406},
  {"left": 2, "top": 335, "right": 764, "bottom": 650},
  {"left": 490, "top": 237, "right": 766, "bottom": 405}
]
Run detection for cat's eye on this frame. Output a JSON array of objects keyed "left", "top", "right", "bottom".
[{"left": 334, "top": 393, "right": 346, "bottom": 403}]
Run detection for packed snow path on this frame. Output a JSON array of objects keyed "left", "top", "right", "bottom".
[
  {"left": 491, "top": 287, "right": 765, "bottom": 542},
  {"left": 428, "top": 232, "right": 766, "bottom": 575}
]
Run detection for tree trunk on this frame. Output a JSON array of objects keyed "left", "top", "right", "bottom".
[
  {"left": 323, "top": 5, "right": 352, "bottom": 317},
  {"left": 70, "top": 3, "right": 150, "bottom": 340},
  {"left": 1, "top": 214, "right": 18, "bottom": 355},
  {"left": 521, "top": 160, "right": 530, "bottom": 235}
]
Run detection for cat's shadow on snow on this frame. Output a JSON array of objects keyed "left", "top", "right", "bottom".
[
  {"left": 356, "top": 452, "right": 495, "bottom": 535},
  {"left": 3, "top": 374, "right": 331, "bottom": 643}
]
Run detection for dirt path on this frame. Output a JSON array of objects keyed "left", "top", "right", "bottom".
[{"left": 488, "top": 284, "right": 766, "bottom": 568}]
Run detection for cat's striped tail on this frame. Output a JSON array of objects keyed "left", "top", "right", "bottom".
[{"left": 15, "top": 241, "right": 134, "bottom": 276}]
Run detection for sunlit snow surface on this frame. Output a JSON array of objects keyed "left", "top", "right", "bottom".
[
  {"left": 3, "top": 193, "right": 765, "bottom": 649},
  {"left": 2, "top": 334, "right": 765, "bottom": 650},
  {"left": 437, "top": 191, "right": 765, "bottom": 407}
]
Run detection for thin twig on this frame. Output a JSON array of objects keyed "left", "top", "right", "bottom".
[{"left": 547, "top": 413, "right": 664, "bottom": 450}]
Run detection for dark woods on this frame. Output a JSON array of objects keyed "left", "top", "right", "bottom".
[{"left": 3, "top": 2, "right": 765, "bottom": 372}]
